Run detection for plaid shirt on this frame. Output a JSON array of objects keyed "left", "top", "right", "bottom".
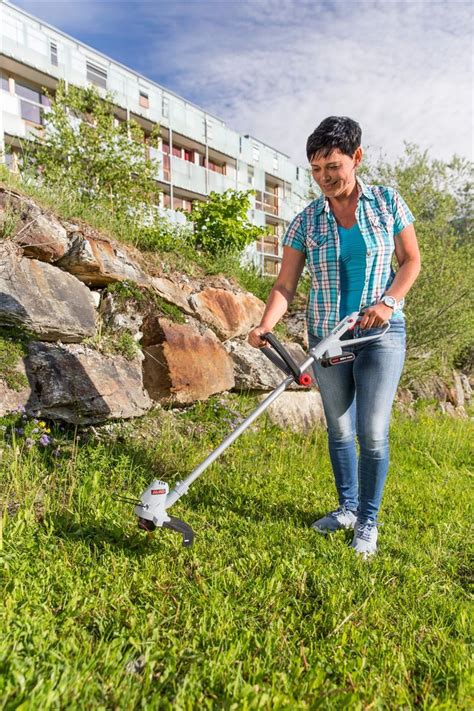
[{"left": 282, "top": 178, "right": 415, "bottom": 336}]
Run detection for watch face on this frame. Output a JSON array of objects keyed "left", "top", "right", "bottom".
[{"left": 383, "top": 296, "right": 396, "bottom": 308}]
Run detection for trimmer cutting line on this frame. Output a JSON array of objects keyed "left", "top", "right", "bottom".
[{"left": 133, "top": 312, "right": 390, "bottom": 546}]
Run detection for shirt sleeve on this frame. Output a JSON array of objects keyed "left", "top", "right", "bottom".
[
  {"left": 282, "top": 212, "right": 306, "bottom": 253},
  {"left": 392, "top": 190, "right": 415, "bottom": 235}
]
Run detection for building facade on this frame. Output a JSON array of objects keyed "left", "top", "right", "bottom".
[{"left": 0, "top": 0, "right": 309, "bottom": 274}]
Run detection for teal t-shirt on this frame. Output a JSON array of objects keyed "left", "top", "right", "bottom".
[{"left": 338, "top": 223, "right": 367, "bottom": 319}]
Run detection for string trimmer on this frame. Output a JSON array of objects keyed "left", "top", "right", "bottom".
[{"left": 133, "top": 312, "right": 389, "bottom": 546}]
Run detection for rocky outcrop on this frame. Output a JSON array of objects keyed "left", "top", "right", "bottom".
[
  {"left": 3, "top": 185, "right": 466, "bottom": 428},
  {"left": 55, "top": 231, "right": 151, "bottom": 287},
  {"left": 190, "top": 287, "right": 264, "bottom": 340},
  {"left": 142, "top": 319, "right": 235, "bottom": 404},
  {"left": 151, "top": 276, "right": 194, "bottom": 315},
  {"left": 23, "top": 342, "right": 151, "bottom": 424},
  {"left": 0, "top": 244, "right": 96, "bottom": 342},
  {"left": 225, "top": 339, "right": 309, "bottom": 390},
  {"left": 0, "top": 186, "right": 69, "bottom": 262},
  {"left": 261, "top": 391, "right": 326, "bottom": 433}
]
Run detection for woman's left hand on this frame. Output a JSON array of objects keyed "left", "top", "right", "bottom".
[{"left": 359, "top": 303, "right": 393, "bottom": 329}]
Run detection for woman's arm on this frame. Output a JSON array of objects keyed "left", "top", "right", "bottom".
[
  {"left": 248, "top": 246, "right": 306, "bottom": 347},
  {"left": 359, "top": 223, "right": 421, "bottom": 329}
]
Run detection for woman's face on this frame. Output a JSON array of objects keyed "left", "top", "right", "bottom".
[{"left": 310, "top": 147, "right": 362, "bottom": 198}]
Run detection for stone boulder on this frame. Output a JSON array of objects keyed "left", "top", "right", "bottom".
[
  {"left": 0, "top": 245, "right": 96, "bottom": 342},
  {"left": 283, "top": 311, "right": 308, "bottom": 349},
  {"left": 260, "top": 391, "right": 326, "bottom": 433},
  {"left": 225, "top": 338, "right": 310, "bottom": 390},
  {"left": 22, "top": 342, "right": 151, "bottom": 424},
  {"left": 55, "top": 231, "right": 151, "bottom": 287},
  {"left": 99, "top": 292, "right": 144, "bottom": 341},
  {"left": 151, "top": 276, "right": 194, "bottom": 315},
  {"left": 190, "top": 287, "right": 265, "bottom": 340},
  {"left": 1, "top": 186, "right": 69, "bottom": 262},
  {"left": 142, "top": 318, "right": 234, "bottom": 404},
  {"left": 0, "top": 359, "right": 31, "bottom": 417}
]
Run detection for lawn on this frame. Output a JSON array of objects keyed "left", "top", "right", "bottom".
[{"left": 1, "top": 400, "right": 472, "bottom": 709}]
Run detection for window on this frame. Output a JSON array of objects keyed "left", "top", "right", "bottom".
[
  {"left": 173, "top": 196, "right": 193, "bottom": 212},
  {"left": 16, "top": 81, "right": 50, "bottom": 125},
  {"left": 162, "top": 96, "right": 169, "bottom": 118},
  {"left": 239, "top": 136, "right": 242, "bottom": 153},
  {"left": 86, "top": 61, "right": 107, "bottom": 89},
  {"left": 172, "top": 145, "right": 181, "bottom": 158},
  {"left": 183, "top": 149, "right": 194, "bottom": 163},
  {"left": 252, "top": 143, "right": 260, "bottom": 162},
  {"left": 139, "top": 90, "right": 149, "bottom": 109},
  {"left": 273, "top": 153, "right": 279, "bottom": 172},
  {"left": 296, "top": 167, "right": 300, "bottom": 181},
  {"left": 1, "top": 75, "right": 9, "bottom": 92},
  {"left": 50, "top": 41, "right": 58, "bottom": 66},
  {"left": 248, "top": 165, "right": 254, "bottom": 185}
]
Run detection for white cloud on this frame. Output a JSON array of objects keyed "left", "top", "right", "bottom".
[{"left": 140, "top": 0, "right": 473, "bottom": 164}]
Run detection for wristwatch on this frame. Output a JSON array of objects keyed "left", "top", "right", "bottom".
[{"left": 380, "top": 295, "right": 404, "bottom": 311}]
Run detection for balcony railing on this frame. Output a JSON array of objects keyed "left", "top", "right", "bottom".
[{"left": 255, "top": 190, "right": 280, "bottom": 216}]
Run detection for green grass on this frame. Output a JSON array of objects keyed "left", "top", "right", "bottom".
[{"left": 0, "top": 404, "right": 472, "bottom": 709}]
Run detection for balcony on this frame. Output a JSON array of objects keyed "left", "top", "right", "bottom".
[{"left": 255, "top": 190, "right": 280, "bottom": 217}]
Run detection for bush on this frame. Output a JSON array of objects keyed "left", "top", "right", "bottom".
[
  {"left": 187, "top": 189, "right": 268, "bottom": 256},
  {"left": 363, "top": 146, "right": 474, "bottom": 383}
]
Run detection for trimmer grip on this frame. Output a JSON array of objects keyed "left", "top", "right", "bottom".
[{"left": 261, "top": 333, "right": 301, "bottom": 380}]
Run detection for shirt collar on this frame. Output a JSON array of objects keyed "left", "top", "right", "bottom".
[{"left": 313, "top": 176, "right": 374, "bottom": 216}]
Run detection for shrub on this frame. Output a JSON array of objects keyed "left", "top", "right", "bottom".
[{"left": 187, "top": 189, "right": 268, "bottom": 256}]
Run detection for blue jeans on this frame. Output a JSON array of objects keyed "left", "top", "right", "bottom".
[{"left": 308, "top": 320, "right": 406, "bottom": 522}]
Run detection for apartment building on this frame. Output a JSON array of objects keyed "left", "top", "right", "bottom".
[{"left": 0, "top": 0, "right": 309, "bottom": 274}]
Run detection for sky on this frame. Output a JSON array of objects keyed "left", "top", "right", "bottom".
[{"left": 9, "top": 0, "right": 474, "bottom": 166}]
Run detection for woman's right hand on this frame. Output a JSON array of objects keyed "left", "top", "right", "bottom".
[{"left": 248, "top": 325, "right": 269, "bottom": 349}]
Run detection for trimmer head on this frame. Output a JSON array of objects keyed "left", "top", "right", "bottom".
[{"left": 134, "top": 479, "right": 194, "bottom": 546}]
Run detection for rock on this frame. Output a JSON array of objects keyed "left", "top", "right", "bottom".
[
  {"left": 23, "top": 342, "right": 151, "bottom": 423},
  {"left": 0, "top": 245, "right": 97, "bottom": 342},
  {"left": 99, "top": 292, "right": 144, "bottom": 341},
  {"left": 190, "top": 287, "right": 265, "bottom": 340},
  {"left": 0, "top": 360, "right": 32, "bottom": 417},
  {"left": 55, "top": 231, "right": 150, "bottom": 287},
  {"left": 142, "top": 319, "right": 234, "bottom": 403},
  {"left": 439, "top": 401, "right": 467, "bottom": 419},
  {"left": 259, "top": 390, "right": 326, "bottom": 432},
  {"left": 151, "top": 276, "right": 194, "bottom": 315},
  {"left": 450, "top": 371, "right": 465, "bottom": 407},
  {"left": 0, "top": 186, "right": 69, "bottom": 262},
  {"left": 283, "top": 311, "right": 308, "bottom": 348},
  {"left": 460, "top": 373, "right": 472, "bottom": 400},
  {"left": 225, "top": 338, "right": 310, "bottom": 390}
]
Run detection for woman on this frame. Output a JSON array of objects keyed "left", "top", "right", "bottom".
[{"left": 248, "top": 116, "right": 421, "bottom": 557}]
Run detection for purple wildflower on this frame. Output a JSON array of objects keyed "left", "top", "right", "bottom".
[{"left": 39, "top": 434, "right": 51, "bottom": 447}]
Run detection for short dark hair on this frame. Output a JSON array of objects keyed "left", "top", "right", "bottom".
[{"left": 306, "top": 116, "right": 362, "bottom": 161}]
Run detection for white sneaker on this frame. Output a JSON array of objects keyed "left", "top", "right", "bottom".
[
  {"left": 351, "top": 520, "right": 378, "bottom": 558},
  {"left": 311, "top": 506, "right": 357, "bottom": 534}
]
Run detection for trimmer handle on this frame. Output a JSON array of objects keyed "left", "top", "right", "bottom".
[{"left": 261, "top": 333, "right": 312, "bottom": 387}]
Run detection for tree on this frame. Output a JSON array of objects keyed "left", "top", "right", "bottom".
[
  {"left": 187, "top": 189, "right": 269, "bottom": 256},
  {"left": 27, "top": 81, "right": 160, "bottom": 214},
  {"left": 363, "top": 145, "right": 474, "bottom": 382}
]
